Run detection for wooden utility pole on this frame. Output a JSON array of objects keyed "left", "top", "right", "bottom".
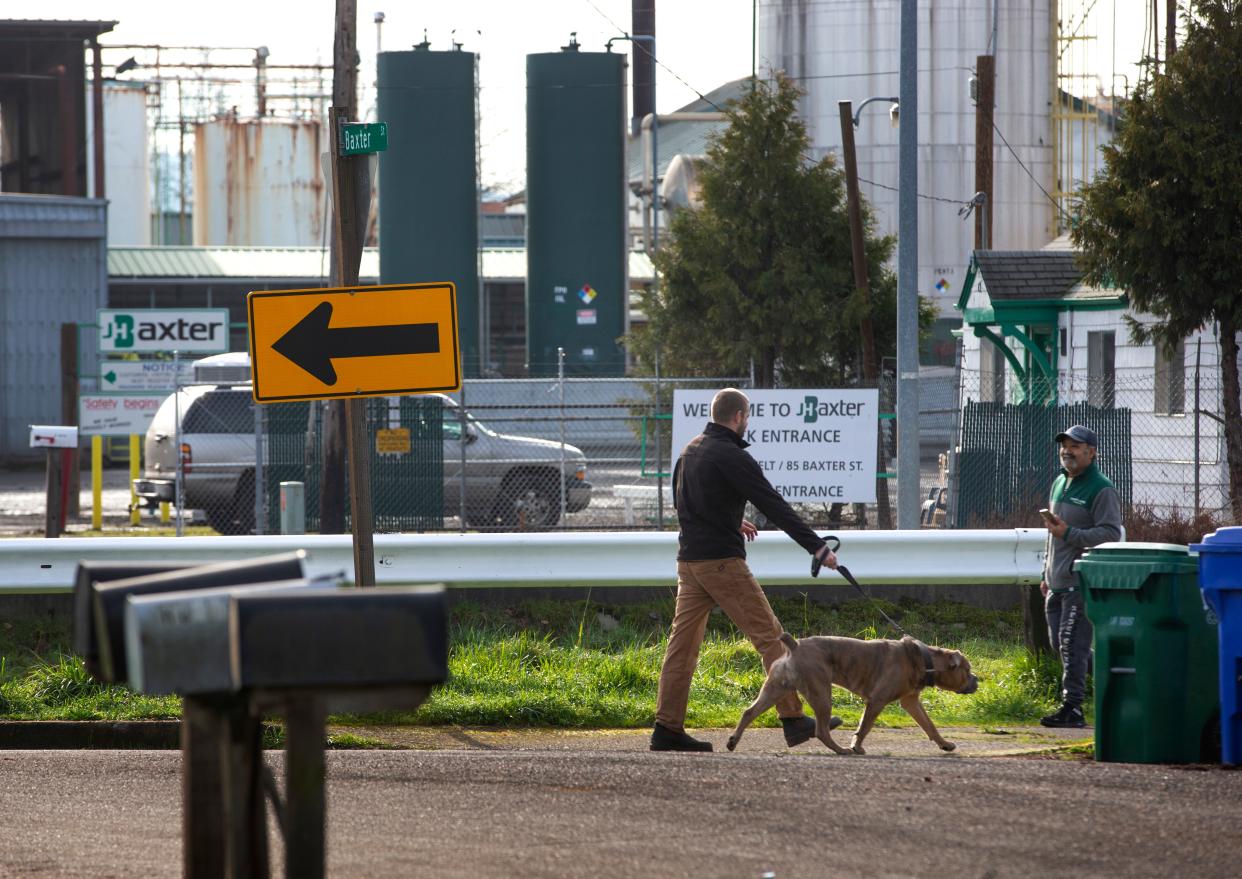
[
  {"left": 976, "top": 52, "right": 1046, "bottom": 653},
  {"left": 320, "top": 0, "right": 360, "bottom": 536},
  {"left": 325, "top": 1, "right": 375, "bottom": 584},
  {"left": 329, "top": 106, "right": 377, "bottom": 588},
  {"left": 974, "top": 54, "right": 995, "bottom": 251},
  {"left": 838, "top": 101, "right": 891, "bottom": 529},
  {"left": 1167, "top": 0, "right": 1178, "bottom": 58}
]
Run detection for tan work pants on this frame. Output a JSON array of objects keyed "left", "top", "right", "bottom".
[{"left": 654, "top": 557, "right": 802, "bottom": 730}]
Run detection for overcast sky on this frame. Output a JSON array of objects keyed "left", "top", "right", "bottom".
[{"left": 42, "top": 1, "right": 1150, "bottom": 194}]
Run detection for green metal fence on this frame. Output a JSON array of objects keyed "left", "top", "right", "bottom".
[
  {"left": 955, "top": 401, "right": 1132, "bottom": 527},
  {"left": 265, "top": 397, "right": 443, "bottom": 534}
]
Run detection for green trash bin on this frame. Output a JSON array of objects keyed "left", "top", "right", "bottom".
[{"left": 1074, "top": 542, "right": 1219, "bottom": 764}]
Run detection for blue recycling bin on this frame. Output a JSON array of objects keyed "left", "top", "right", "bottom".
[{"left": 1189, "top": 527, "right": 1242, "bottom": 765}]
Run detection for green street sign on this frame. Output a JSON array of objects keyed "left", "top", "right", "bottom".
[{"left": 339, "top": 122, "right": 388, "bottom": 156}]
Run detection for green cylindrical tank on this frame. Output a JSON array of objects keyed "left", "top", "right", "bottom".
[
  {"left": 378, "top": 48, "right": 480, "bottom": 376},
  {"left": 526, "top": 48, "right": 627, "bottom": 376}
]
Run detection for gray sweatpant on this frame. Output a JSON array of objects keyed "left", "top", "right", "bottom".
[{"left": 1045, "top": 589, "right": 1093, "bottom": 707}]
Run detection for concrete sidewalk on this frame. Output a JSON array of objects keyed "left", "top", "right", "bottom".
[
  {"left": 324, "top": 723, "right": 1094, "bottom": 757},
  {"left": 0, "top": 719, "right": 1093, "bottom": 757}
]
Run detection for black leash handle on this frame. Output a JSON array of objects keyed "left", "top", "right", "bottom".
[{"left": 810, "top": 535, "right": 840, "bottom": 578}]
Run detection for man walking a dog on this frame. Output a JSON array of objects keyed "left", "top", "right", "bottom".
[
  {"left": 651, "top": 387, "right": 842, "bottom": 752},
  {"left": 1038, "top": 424, "right": 1122, "bottom": 729}
]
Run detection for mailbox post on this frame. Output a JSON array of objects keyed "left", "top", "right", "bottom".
[
  {"left": 30, "top": 425, "right": 78, "bottom": 537},
  {"left": 73, "top": 552, "right": 448, "bottom": 879}
]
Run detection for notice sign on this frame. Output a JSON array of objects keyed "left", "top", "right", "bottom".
[
  {"left": 376, "top": 427, "right": 411, "bottom": 455},
  {"left": 99, "top": 360, "right": 194, "bottom": 391},
  {"left": 79, "top": 393, "right": 166, "bottom": 436},
  {"left": 671, "top": 389, "right": 879, "bottom": 503}
]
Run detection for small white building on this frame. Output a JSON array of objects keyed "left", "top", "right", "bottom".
[{"left": 955, "top": 237, "right": 1232, "bottom": 519}]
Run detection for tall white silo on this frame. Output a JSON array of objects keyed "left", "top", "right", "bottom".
[
  {"left": 89, "top": 80, "right": 151, "bottom": 245},
  {"left": 756, "top": 0, "right": 1057, "bottom": 327}
]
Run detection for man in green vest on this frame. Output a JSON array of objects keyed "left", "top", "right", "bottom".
[{"left": 1038, "top": 424, "right": 1122, "bottom": 728}]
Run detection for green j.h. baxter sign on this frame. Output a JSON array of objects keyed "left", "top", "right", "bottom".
[{"left": 97, "top": 309, "right": 230, "bottom": 353}]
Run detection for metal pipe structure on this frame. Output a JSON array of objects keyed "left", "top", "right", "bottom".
[
  {"left": 0, "top": 529, "right": 1048, "bottom": 593},
  {"left": 637, "top": 111, "right": 723, "bottom": 254},
  {"left": 897, "top": 0, "right": 921, "bottom": 529}
]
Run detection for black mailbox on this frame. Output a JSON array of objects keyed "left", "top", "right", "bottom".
[
  {"left": 123, "top": 585, "right": 447, "bottom": 704},
  {"left": 233, "top": 586, "right": 449, "bottom": 710},
  {"left": 123, "top": 579, "right": 337, "bottom": 696},
  {"left": 72, "top": 561, "right": 199, "bottom": 680},
  {"left": 88, "top": 551, "right": 311, "bottom": 685}
]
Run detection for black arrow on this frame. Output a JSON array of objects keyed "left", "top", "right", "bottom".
[{"left": 271, "top": 301, "right": 440, "bottom": 385}]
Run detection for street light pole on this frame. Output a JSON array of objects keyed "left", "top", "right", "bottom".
[{"left": 897, "top": 0, "right": 921, "bottom": 529}]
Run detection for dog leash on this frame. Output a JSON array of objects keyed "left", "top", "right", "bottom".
[
  {"left": 811, "top": 538, "right": 937, "bottom": 686},
  {"left": 811, "top": 535, "right": 910, "bottom": 638}
]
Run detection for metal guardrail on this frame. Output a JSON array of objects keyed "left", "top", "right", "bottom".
[{"left": 0, "top": 529, "right": 1047, "bottom": 594}]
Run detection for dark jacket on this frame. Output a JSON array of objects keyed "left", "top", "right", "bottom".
[
  {"left": 672, "top": 421, "right": 827, "bottom": 561},
  {"left": 1043, "top": 462, "right": 1122, "bottom": 592}
]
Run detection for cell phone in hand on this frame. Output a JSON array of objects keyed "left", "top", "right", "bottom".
[{"left": 1039, "top": 508, "right": 1055, "bottom": 522}]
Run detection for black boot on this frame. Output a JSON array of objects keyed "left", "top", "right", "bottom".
[
  {"left": 650, "top": 722, "right": 713, "bottom": 752},
  {"left": 782, "top": 714, "right": 843, "bottom": 747},
  {"left": 1039, "top": 703, "right": 1086, "bottom": 729}
]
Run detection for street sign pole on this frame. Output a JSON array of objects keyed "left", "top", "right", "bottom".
[{"left": 328, "top": 106, "right": 376, "bottom": 588}]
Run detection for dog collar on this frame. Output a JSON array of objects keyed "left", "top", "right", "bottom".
[{"left": 917, "top": 641, "right": 936, "bottom": 689}]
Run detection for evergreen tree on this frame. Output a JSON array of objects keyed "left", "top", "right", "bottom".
[
  {"left": 1072, "top": 0, "right": 1242, "bottom": 518},
  {"left": 627, "top": 74, "right": 930, "bottom": 388}
]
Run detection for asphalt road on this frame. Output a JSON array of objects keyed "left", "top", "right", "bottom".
[{"left": 0, "top": 742, "right": 1238, "bottom": 878}]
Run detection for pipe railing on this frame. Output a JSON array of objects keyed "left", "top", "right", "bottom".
[{"left": 0, "top": 529, "right": 1047, "bottom": 594}]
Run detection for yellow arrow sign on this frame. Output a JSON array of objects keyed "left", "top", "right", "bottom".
[{"left": 247, "top": 283, "right": 460, "bottom": 402}]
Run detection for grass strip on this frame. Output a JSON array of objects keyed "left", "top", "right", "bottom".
[{"left": 1, "top": 594, "right": 1075, "bottom": 728}]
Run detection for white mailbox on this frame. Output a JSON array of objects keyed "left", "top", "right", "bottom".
[{"left": 29, "top": 425, "right": 79, "bottom": 449}]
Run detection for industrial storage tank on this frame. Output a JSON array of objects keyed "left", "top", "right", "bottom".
[
  {"left": 756, "top": 0, "right": 1070, "bottom": 326},
  {"left": 377, "top": 47, "right": 480, "bottom": 376},
  {"left": 526, "top": 45, "right": 626, "bottom": 376},
  {"left": 90, "top": 80, "right": 150, "bottom": 246},
  {"left": 192, "top": 118, "right": 325, "bottom": 246}
]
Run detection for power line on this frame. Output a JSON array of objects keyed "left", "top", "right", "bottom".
[
  {"left": 577, "top": 0, "right": 1002, "bottom": 213},
  {"left": 992, "top": 120, "right": 1072, "bottom": 220},
  {"left": 857, "top": 175, "right": 976, "bottom": 208}
]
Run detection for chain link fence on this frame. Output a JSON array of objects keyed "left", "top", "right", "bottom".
[
  {"left": 140, "top": 364, "right": 1220, "bottom": 535},
  {"left": 133, "top": 373, "right": 971, "bottom": 535},
  {"left": 951, "top": 365, "right": 1232, "bottom": 527}
]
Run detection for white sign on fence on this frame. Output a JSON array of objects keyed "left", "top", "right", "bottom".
[
  {"left": 672, "top": 389, "right": 879, "bottom": 503},
  {"left": 79, "top": 393, "right": 166, "bottom": 436},
  {"left": 99, "top": 360, "right": 194, "bottom": 391},
  {"left": 97, "top": 309, "right": 230, "bottom": 353}
]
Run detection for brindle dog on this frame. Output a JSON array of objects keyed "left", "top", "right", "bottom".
[{"left": 727, "top": 633, "right": 979, "bottom": 755}]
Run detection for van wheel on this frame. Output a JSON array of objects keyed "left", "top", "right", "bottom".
[{"left": 493, "top": 472, "right": 561, "bottom": 528}]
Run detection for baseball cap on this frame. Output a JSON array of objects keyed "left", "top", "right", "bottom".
[{"left": 1055, "top": 425, "right": 1098, "bottom": 447}]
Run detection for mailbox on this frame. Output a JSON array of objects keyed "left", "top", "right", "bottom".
[
  {"left": 124, "top": 579, "right": 338, "bottom": 695},
  {"left": 29, "top": 425, "right": 78, "bottom": 448},
  {"left": 231, "top": 586, "right": 448, "bottom": 704},
  {"left": 72, "top": 561, "right": 201, "bottom": 680},
  {"left": 90, "top": 551, "right": 311, "bottom": 684},
  {"left": 124, "top": 584, "right": 448, "bottom": 706}
]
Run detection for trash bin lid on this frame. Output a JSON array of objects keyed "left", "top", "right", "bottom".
[
  {"left": 1189, "top": 526, "right": 1242, "bottom": 555},
  {"left": 1074, "top": 541, "right": 1199, "bottom": 581},
  {"left": 1091, "top": 541, "right": 1191, "bottom": 555}
]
